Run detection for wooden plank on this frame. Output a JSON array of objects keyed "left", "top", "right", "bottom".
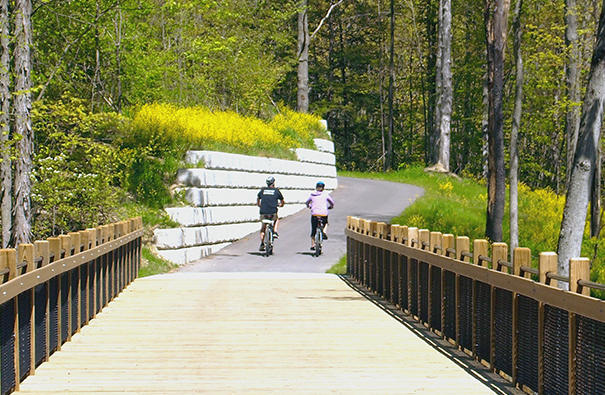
[{"left": 16, "top": 275, "right": 503, "bottom": 395}]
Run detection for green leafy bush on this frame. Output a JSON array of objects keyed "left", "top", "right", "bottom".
[{"left": 32, "top": 98, "right": 130, "bottom": 238}]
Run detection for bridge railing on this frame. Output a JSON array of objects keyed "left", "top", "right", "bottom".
[
  {"left": 345, "top": 216, "right": 605, "bottom": 395},
  {"left": 0, "top": 218, "right": 143, "bottom": 395}
]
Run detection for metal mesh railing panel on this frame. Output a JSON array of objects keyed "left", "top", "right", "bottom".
[
  {"left": 443, "top": 270, "right": 456, "bottom": 340},
  {"left": 399, "top": 256, "right": 408, "bottom": 310},
  {"left": 419, "top": 262, "right": 429, "bottom": 324},
  {"left": 80, "top": 264, "right": 88, "bottom": 327},
  {"left": 377, "top": 248, "right": 384, "bottom": 297},
  {"left": 384, "top": 250, "right": 391, "bottom": 302},
  {"left": 370, "top": 246, "right": 377, "bottom": 292},
  {"left": 493, "top": 288, "right": 513, "bottom": 376},
  {"left": 458, "top": 276, "right": 473, "bottom": 352},
  {"left": 88, "top": 262, "right": 95, "bottom": 321},
  {"left": 517, "top": 295, "right": 539, "bottom": 392},
  {"left": 108, "top": 257, "right": 115, "bottom": 300},
  {"left": 60, "top": 273, "right": 69, "bottom": 343},
  {"left": 96, "top": 259, "right": 102, "bottom": 313},
  {"left": 409, "top": 259, "right": 418, "bottom": 317},
  {"left": 475, "top": 281, "right": 491, "bottom": 363},
  {"left": 576, "top": 315, "right": 605, "bottom": 395},
  {"left": 18, "top": 291, "right": 32, "bottom": 381},
  {"left": 430, "top": 265, "right": 442, "bottom": 332},
  {"left": 70, "top": 269, "right": 79, "bottom": 335},
  {"left": 34, "top": 283, "right": 48, "bottom": 367},
  {"left": 391, "top": 253, "right": 399, "bottom": 305},
  {"left": 543, "top": 305, "right": 569, "bottom": 395},
  {"left": 0, "top": 300, "right": 16, "bottom": 395},
  {"left": 48, "top": 276, "right": 59, "bottom": 354}
]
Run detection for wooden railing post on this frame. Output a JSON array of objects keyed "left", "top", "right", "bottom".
[
  {"left": 473, "top": 239, "right": 489, "bottom": 267},
  {"left": 428, "top": 232, "right": 442, "bottom": 329},
  {"left": 408, "top": 227, "right": 418, "bottom": 248},
  {"left": 419, "top": 229, "right": 430, "bottom": 250},
  {"left": 443, "top": 234, "right": 454, "bottom": 257},
  {"left": 513, "top": 248, "right": 531, "bottom": 278},
  {"left": 568, "top": 258, "right": 589, "bottom": 395},
  {"left": 538, "top": 252, "right": 557, "bottom": 395}
]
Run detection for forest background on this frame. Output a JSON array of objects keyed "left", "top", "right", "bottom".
[{"left": 0, "top": 0, "right": 603, "bottom": 277}]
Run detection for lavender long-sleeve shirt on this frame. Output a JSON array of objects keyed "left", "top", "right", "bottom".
[{"left": 305, "top": 190, "right": 335, "bottom": 216}]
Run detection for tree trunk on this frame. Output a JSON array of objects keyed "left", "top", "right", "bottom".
[
  {"left": 565, "top": 0, "right": 581, "bottom": 190},
  {"left": 591, "top": 147, "right": 602, "bottom": 238},
  {"left": 0, "top": 0, "right": 10, "bottom": 248},
  {"left": 13, "top": 0, "right": 33, "bottom": 246},
  {"left": 115, "top": 4, "right": 123, "bottom": 113},
  {"left": 557, "top": 0, "right": 605, "bottom": 289},
  {"left": 297, "top": 0, "right": 309, "bottom": 113},
  {"left": 510, "top": 0, "right": 524, "bottom": 252},
  {"left": 425, "top": 0, "right": 438, "bottom": 165},
  {"left": 437, "top": 0, "right": 452, "bottom": 171},
  {"left": 433, "top": 0, "right": 443, "bottom": 165},
  {"left": 484, "top": 0, "right": 511, "bottom": 242},
  {"left": 386, "top": 0, "right": 394, "bottom": 171}
]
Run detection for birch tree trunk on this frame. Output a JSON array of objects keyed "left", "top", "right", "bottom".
[
  {"left": 385, "top": 0, "right": 394, "bottom": 171},
  {"left": 510, "top": 0, "right": 524, "bottom": 252},
  {"left": 558, "top": 0, "right": 605, "bottom": 289},
  {"left": 565, "top": 0, "right": 581, "bottom": 189},
  {"left": 297, "top": 0, "right": 309, "bottom": 114},
  {"left": 484, "top": 0, "right": 510, "bottom": 242},
  {"left": 0, "top": 0, "right": 10, "bottom": 248},
  {"left": 437, "top": 0, "right": 452, "bottom": 171},
  {"left": 13, "top": 0, "right": 33, "bottom": 246},
  {"left": 433, "top": 0, "right": 443, "bottom": 165}
]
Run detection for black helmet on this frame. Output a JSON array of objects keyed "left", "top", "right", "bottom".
[
  {"left": 316, "top": 181, "right": 325, "bottom": 189},
  {"left": 266, "top": 176, "right": 275, "bottom": 186}
]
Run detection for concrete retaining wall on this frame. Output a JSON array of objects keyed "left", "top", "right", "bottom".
[{"left": 154, "top": 138, "right": 337, "bottom": 265}]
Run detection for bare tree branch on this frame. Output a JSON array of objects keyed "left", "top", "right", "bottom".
[{"left": 310, "top": 0, "right": 346, "bottom": 40}]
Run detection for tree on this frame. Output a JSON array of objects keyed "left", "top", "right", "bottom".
[
  {"left": 13, "top": 0, "right": 33, "bottom": 245},
  {"left": 565, "top": 0, "right": 581, "bottom": 190},
  {"left": 297, "top": 0, "right": 310, "bottom": 113},
  {"left": 385, "top": 0, "right": 395, "bottom": 170},
  {"left": 437, "top": 0, "right": 452, "bottom": 171},
  {"left": 484, "top": 0, "right": 510, "bottom": 242},
  {"left": 510, "top": 0, "right": 524, "bottom": 252},
  {"left": 0, "top": 0, "right": 10, "bottom": 248},
  {"left": 557, "top": 0, "right": 605, "bottom": 289}
]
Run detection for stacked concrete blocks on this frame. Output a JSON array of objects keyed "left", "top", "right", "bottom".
[{"left": 154, "top": 138, "right": 337, "bottom": 265}]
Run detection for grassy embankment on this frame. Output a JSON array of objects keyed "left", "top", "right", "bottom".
[
  {"left": 135, "top": 105, "right": 329, "bottom": 276},
  {"left": 329, "top": 167, "right": 605, "bottom": 299}
]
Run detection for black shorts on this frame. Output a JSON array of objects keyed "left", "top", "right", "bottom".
[
  {"left": 260, "top": 213, "right": 278, "bottom": 221},
  {"left": 310, "top": 215, "right": 328, "bottom": 237}
]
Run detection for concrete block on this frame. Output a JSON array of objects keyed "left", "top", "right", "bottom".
[
  {"left": 314, "top": 139, "right": 334, "bottom": 153},
  {"left": 295, "top": 148, "right": 336, "bottom": 165},
  {"left": 153, "top": 228, "right": 184, "bottom": 249},
  {"left": 177, "top": 169, "right": 337, "bottom": 190}
]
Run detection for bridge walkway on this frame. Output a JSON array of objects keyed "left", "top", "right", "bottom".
[{"left": 15, "top": 273, "right": 517, "bottom": 394}]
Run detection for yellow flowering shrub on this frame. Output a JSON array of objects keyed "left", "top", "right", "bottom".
[{"left": 132, "top": 103, "right": 325, "bottom": 158}]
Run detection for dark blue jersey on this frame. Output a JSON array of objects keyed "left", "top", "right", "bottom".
[{"left": 257, "top": 187, "right": 284, "bottom": 214}]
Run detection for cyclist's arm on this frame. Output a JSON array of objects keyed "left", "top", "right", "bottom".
[
  {"left": 327, "top": 195, "right": 335, "bottom": 209},
  {"left": 279, "top": 199, "right": 285, "bottom": 207},
  {"left": 257, "top": 197, "right": 262, "bottom": 207}
]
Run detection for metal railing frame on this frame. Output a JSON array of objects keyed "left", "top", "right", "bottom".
[
  {"left": 0, "top": 218, "right": 143, "bottom": 394},
  {"left": 345, "top": 217, "right": 605, "bottom": 395}
]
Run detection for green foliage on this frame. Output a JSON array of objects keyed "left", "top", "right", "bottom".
[
  {"left": 139, "top": 245, "right": 178, "bottom": 277},
  {"left": 342, "top": 168, "right": 605, "bottom": 296},
  {"left": 326, "top": 254, "right": 347, "bottom": 275},
  {"left": 31, "top": 98, "right": 130, "bottom": 238}
]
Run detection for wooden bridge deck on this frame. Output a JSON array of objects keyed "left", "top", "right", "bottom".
[{"left": 16, "top": 273, "right": 513, "bottom": 394}]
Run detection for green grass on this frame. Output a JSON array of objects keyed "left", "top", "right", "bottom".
[
  {"left": 327, "top": 254, "right": 347, "bottom": 274},
  {"left": 138, "top": 245, "right": 179, "bottom": 277},
  {"left": 340, "top": 166, "right": 605, "bottom": 299}
]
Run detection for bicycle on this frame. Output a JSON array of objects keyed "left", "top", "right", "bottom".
[
  {"left": 313, "top": 216, "right": 326, "bottom": 257},
  {"left": 261, "top": 217, "right": 275, "bottom": 257}
]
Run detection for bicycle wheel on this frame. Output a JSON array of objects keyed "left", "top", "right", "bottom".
[
  {"left": 314, "top": 227, "right": 322, "bottom": 257},
  {"left": 264, "top": 225, "right": 273, "bottom": 257}
]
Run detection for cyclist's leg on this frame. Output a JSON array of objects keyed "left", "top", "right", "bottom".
[
  {"left": 310, "top": 215, "right": 318, "bottom": 249},
  {"left": 273, "top": 213, "right": 280, "bottom": 238},
  {"left": 259, "top": 215, "right": 268, "bottom": 250}
]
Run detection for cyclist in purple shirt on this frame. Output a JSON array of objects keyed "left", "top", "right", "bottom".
[{"left": 305, "top": 181, "right": 335, "bottom": 250}]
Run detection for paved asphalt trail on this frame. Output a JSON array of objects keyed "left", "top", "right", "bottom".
[{"left": 177, "top": 176, "right": 424, "bottom": 273}]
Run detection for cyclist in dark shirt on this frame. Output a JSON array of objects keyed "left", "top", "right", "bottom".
[{"left": 257, "top": 176, "right": 285, "bottom": 251}]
